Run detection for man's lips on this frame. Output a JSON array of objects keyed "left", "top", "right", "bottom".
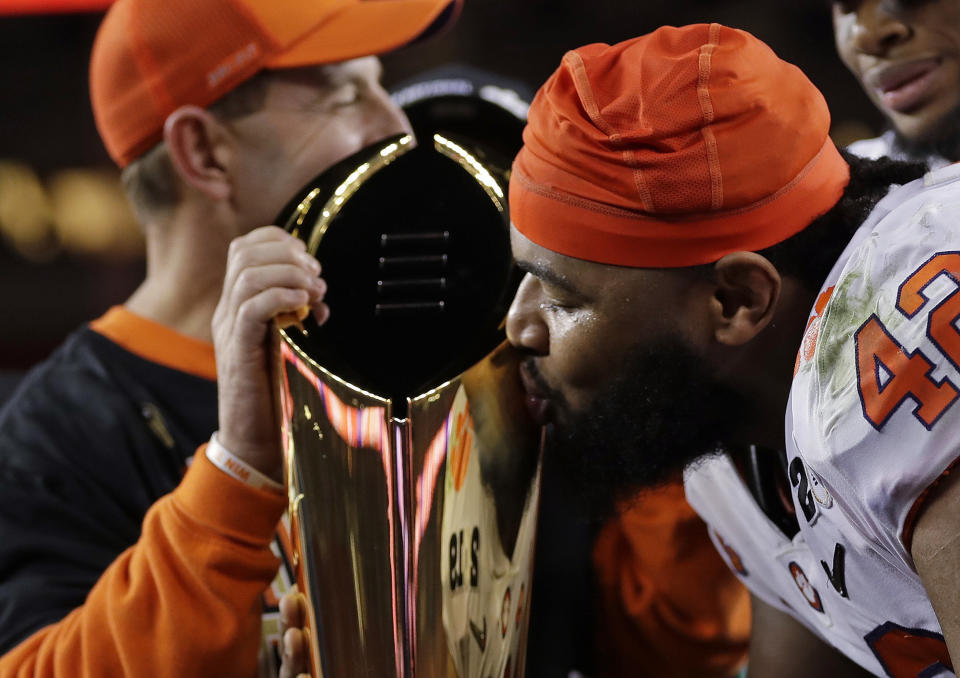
[
  {"left": 519, "top": 362, "right": 552, "bottom": 426},
  {"left": 866, "top": 58, "right": 942, "bottom": 113}
]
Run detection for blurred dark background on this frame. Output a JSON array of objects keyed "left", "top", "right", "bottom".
[{"left": 0, "top": 0, "right": 882, "bottom": 376}]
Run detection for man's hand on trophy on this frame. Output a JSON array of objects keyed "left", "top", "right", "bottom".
[
  {"left": 213, "top": 226, "right": 329, "bottom": 482},
  {"left": 278, "top": 586, "right": 310, "bottom": 678}
]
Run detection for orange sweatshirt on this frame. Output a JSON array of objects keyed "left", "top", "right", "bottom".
[
  {"left": 0, "top": 448, "right": 285, "bottom": 678},
  {"left": 592, "top": 480, "right": 751, "bottom": 678}
]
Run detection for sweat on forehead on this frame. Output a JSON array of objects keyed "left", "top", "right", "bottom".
[{"left": 508, "top": 23, "right": 851, "bottom": 269}]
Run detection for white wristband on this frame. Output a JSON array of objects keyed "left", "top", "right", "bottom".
[{"left": 207, "top": 432, "right": 283, "bottom": 492}]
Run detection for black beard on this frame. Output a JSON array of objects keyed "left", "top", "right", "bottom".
[
  {"left": 891, "top": 104, "right": 960, "bottom": 164},
  {"left": 535, "top": 337, "right": 751, "bottom": 521}
]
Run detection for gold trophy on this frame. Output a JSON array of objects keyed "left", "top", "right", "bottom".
[{"left": 273, "top": 133, "right": 542, "bottom": 678}]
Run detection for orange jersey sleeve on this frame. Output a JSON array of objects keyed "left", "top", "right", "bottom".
[
  {"left": 0, "top": 447, "right": 286, "bottom": 678},
  {"left": 592, "top": 479, "right": 751, "bottom": 678}
]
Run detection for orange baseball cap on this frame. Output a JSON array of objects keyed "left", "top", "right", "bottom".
[
  {"left": 509, "top": 23, "right": 851, "bottom": 268},
  {"left": 90, "top": 0, "right": 462, "bottom": 167}
]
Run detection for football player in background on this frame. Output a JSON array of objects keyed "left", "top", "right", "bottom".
[{"left": 835, "top": 0, "right": 960, "bottom": 167}]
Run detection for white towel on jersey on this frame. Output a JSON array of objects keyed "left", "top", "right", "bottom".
[{"left": 687, "top": 162, "right": 960, "bottom": 677}]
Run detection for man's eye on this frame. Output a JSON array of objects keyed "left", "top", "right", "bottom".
[
  {"left": 540, "top": 298, "right": 575, "bottom": 313},
  {"left": 331, "top": 84, "right": 360, "bottom": 107}
]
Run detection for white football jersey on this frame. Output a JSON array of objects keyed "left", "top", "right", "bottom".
[
  {"left": 441, "top": 386, "right": 540, "bottom": 678},
  {"left": 687, "top": 163, "right": 960, "bottom": 677}
]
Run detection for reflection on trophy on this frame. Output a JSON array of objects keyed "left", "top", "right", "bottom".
[{"left": 272, "top": 131, "right": 542, "bottom": 678}]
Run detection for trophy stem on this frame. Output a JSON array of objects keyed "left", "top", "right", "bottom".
[{"left": 391, "top": 418, "right": 416, "bottom": 678}]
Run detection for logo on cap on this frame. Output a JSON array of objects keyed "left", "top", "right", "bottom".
[{"left": 207, "top": 41, "right": 260, "bottom": 89}]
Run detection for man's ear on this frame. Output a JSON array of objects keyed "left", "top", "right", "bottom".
[
  {"left": 708, "top": 251, "right": 781, "bottom": 346},
  {"left": 163, "top": 106, "right": 233, "bottom": 202}
]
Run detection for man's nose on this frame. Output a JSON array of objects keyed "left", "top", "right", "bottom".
[
  {"left": 366, "top": 89, "right": 412, "bottom": 145},
  {"left": 850, "top": 0, "right": 911, "bottom": 56},
  {"left": 505, "top": 274, "right": 549, "bottom": 355}
]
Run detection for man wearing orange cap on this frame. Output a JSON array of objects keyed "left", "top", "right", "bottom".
[
  {"left": 0, "top": 0, "right": 458, "bottom": 675},
  {"left": 504, "top": 22, "right": 958, "bottom": 677}
]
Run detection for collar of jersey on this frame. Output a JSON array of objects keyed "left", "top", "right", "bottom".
[{"left": 90, "top": 306, "right": 216, "bottom": 381}]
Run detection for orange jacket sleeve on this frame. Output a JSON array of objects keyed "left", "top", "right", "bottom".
[
  {"left": 0, "top": 447, "right": 286, "bottom": 678},
  {"left": 592, "top": 479, "right": 751, "bottom": 678}
]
